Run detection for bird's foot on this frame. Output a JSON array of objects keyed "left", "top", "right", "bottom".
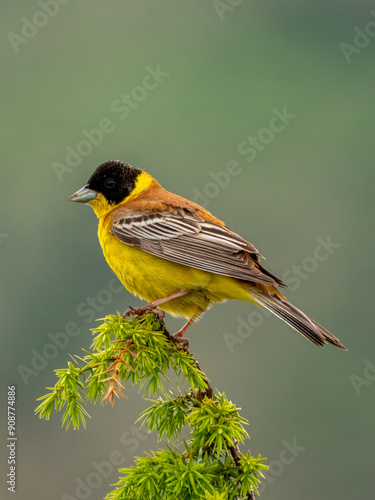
[
  {"left": 122, "top": 305, "right": 165, "bottom": 321},
  {"left": 172, "top": 330, "right": 190, "bottom": 350},
  {"left": 171, "top": 318, "right": 195, "bottom": 350},
  {"left": 122, "top": 290, "right": 189, "bottom": 321}
]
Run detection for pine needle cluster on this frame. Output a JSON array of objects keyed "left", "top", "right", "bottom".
[{"left": 36, "top": 313, "right": 267, "bottom": 499}]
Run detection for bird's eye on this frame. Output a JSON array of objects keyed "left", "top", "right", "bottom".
[{"left": 105, "top": 178, "right": 115, "bottom": 189}]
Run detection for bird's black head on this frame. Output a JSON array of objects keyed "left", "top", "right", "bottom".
[{"left": 87, "top": 160, "right": 142, "bottom": 205}]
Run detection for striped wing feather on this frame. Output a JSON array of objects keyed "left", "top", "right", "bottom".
[{"left": 111, "top": 210, "right": 282, "bottom": 285}]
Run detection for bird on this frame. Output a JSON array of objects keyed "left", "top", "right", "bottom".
[{"left": 68, "top": 160, "right": 346, "bottom": 350}]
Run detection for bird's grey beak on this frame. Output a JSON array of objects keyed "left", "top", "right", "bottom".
[{"left": 68, "top": 185, "right": 98, "bottom": 203}]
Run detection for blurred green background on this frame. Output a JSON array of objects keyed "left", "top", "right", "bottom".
[{"left": 1, "top": 1, "right": 374, "bottom": 499}]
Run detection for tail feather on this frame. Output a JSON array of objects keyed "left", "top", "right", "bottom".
[{"left": 252, "top": 291, "right": 347, "bottom": 350}]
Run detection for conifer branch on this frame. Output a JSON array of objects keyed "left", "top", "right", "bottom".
[{"left": 36, "top": 313, "right": 267, "bottom": 498}]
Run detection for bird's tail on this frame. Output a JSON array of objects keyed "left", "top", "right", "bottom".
[{"left": 251, "top": 287, "right": 347, "bottom": 350}]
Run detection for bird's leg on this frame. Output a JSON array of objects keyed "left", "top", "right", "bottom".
[
  {"left": 172, "top": 319, "right": 194, "bottom": 349},
  {"left": 122, "top": 290, "right": 189, "bottom": 320},
  {"left": 172, "top": 308, "right": 204, "bottom": 349}
]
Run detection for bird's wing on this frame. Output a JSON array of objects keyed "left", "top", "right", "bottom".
[{"left": 111, "top": 210, "right": 283, "bottom": 285}]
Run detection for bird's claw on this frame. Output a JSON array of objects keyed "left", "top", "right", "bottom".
[
  {"left": 172, "top": 332, "right": 190, "bottom": 350},
  {"left": 122, "top": 305, "right": 165, "bottom": 321}
]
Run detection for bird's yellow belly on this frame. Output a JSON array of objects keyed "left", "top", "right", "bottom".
[{"left": 99, "top": 227, "right": 252, "bottom": 319}]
